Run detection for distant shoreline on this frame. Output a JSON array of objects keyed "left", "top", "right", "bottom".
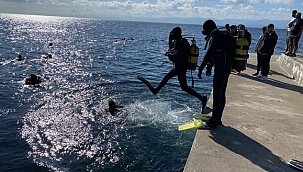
[{"left": 0, "top": 12, "right": 290, "bottom": 30}]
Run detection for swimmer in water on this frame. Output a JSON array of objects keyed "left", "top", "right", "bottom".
[
  {"left": 16, "top": 55, "right": 23, "bottom": 61},
  {"left": 25, "top": 74, "right": 42, "bottom": 85},
  {"left": 44, "top": 54, "right": 52, "bottom": 59},
  {"left": 108, "top": 100, "right": 123, "bottom": 116}
]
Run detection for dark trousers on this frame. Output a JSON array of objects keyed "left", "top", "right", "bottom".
[
  {"left": 260, "top": 54, "right": 271, "bottom": 77},
  {"left": 156, "top": 69, "right": 204, "bottom": 101},
  {"left": 233, "top": 60, "right": 247, "bottom": 72},
  {"left": 286, "top": 31, "right": 291, "bottom": 52},
  {"left": 256, "top": 53, "right": 262, "bottom": 73},
  {"left": 212, "top": 63, "right": 231, "bottom": 122}
]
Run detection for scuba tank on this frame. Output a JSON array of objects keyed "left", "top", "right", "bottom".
[
  {"left": 234, "top": 30, "right": 249, "bottom": 60},
  {"left": 183, "top": 36, "right": 199, "bottom": 87},
  {"left": 188, "top": 37, "right": 199, "bottom": 70}
]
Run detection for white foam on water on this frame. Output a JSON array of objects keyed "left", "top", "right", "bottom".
[{"left": 125, "top": 99, "right": 194, "bottom": 131}]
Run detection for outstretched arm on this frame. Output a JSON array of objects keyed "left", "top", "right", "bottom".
[{"left": 198, "top": 36, "right": 219, "bottom": 78}]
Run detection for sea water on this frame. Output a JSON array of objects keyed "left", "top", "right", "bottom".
[{"left": 0, "top": 13, "right": 293, "bottom": 172}]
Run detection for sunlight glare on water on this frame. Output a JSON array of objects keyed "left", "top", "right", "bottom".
[{"left": 1, "top": 14, "right": 208, "bottom": 171}]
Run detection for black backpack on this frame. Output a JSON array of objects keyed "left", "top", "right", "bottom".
[{"left": 216, "top": 30, "right": 236, "bottom": 64}]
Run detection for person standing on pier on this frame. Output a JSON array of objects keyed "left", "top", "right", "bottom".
[
  {"left": 258, "top": 24, "right": 278, "bottom": 81},
  {"left": 286, "top": 12, "right": 303, "bottom": 57},
  {"left": 253, "top": 26, "right": 267, "bottom": 76},
  {"left": 284, "top": 10, "right": 297, "bottom": 53},
  {"left": 198, "top": 20, "right": 235, "bottom": 128},
  {"left": 232, "top": 24, "right": 251, "bottom": 75},
  {"left": 229, "top": 25, "right": 238, "bottom": 36}
]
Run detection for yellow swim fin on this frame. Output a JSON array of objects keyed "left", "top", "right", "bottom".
[
  {"left": 178, "top": 121, "right": 206, "bottom": 131},
  {"left": 190, "top": 114, "right": 210, "bottom": 121}
]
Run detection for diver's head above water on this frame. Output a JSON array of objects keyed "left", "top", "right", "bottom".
[
  {"left": 108, "top": 100, "right": 123, "bottom": 116},
  {"left": 109, "top": 100, "right": 118, "bottom": 110},
  {"left": 17, "top": 55, "right": 23, "bottom": 61},
  {"left": 25, "top": 74, "right": 41, "bottom": 85}
]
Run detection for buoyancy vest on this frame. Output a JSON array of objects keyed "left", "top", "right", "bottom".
[
  {"left": 234, "top": 36, "right": 249, "bottom": 60},
  {"left": 187, "top": 41, "right": 199, "bottom": 70}
]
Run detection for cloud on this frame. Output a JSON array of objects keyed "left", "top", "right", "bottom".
[
  {"left": 0, "top": 0, "right": 296, "bottom": 22},
  {"left": 1, "top": 0, "right": 64, "bottom": 5},
  {"left": 249, "top": 0, "right": 262, "bottom": 3},
  {"left": 272, "top": 7, "right": 286, "bottom": 12},
  {"left": 69, "top": 0, "right": 190, "bottom": 18},
  {"left": 1, "top": 0, "right": 23, "bottom": 2},
  {"left": 65, "top": 0, "right": 295, "bottom": 20},
  {"left": 240, "top": 4, "right": 254, "bottom": 10},
  {"left": 221, "top": 0, "right": 245, "bottom": 4},
  {"left": 265, "top": 0, "right": 294, "bottom": 5},
  {"left": 176, "top": 0, "right": 197, "bottom": 3}
]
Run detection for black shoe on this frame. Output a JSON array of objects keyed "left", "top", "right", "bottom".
[
  {"left": 289, "top": 53, "right": 297, "bottom": 57},
  {"left": 252, "top": 72, "right": 259, "bottom": 76},
  {"left": 206, "top": 120, "right": 217, "bottom": 128},
  {"left": 217, "top": 121, "right": 223, "bottom": 125},
  {"left": 201, "top": 95, "right": 207, "bottom": 114}
]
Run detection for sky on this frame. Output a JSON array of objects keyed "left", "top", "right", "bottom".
[{"left": 1, "top": 0, "right": 303, "bottom": 28}]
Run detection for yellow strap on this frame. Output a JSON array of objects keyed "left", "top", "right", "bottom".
[{"left": 234, "top": 57, "right": 247, "bottom": 60}]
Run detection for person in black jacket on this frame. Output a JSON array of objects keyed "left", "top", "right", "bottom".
[
  {"left": 138, "top": 27, "right": 207, "bottom": 113},
  {"left": 198, "top": 20, "right": 235, "bottom": 128},
  {"left": 258, "top": 24, "right": 278, "bottom": 81}
]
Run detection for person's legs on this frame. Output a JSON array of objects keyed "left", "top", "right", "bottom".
[
  {"left": 285, "top": 31, "right": 290, "bottom": 52},
  {"left": 208, "top": 63, "right": 231, "bottom": 127},
  {"left": 241, "top": 59, "right": 247, "bottom": 71},
  {"left": 137, "top": 69, "right": 176, "bottom": 95},
  {"left": 177, "top": 72, "right": 207, "bottom": 113},
  {"left": 261, "top": 55, "right": 271, "bottom": 77},
  {"left": 253, "top": 53, "right": 262, "bottom": 76},
  {"left": 293, "top": 45, "right": 298, "bottom": 55},
  {"left": 287, "top": 36, "right": 295, "bottom": 54},
  {"left": 137, "top": 76, "right": 158, "bottom": 94},
  {"left": 293, "top": 35, "right": 300, "bottom": 56},
  {"left": 155, "top": 69, "right": 177, "bottom": 92},
  {"left": 216, "top": 64, "right": 231, "bottom": 124},
  {"left": 256, "top": 53, "right": 261, "bottom": 73},
  {"left": 233, "top": 60, "right": 241, "bottom": 73}
]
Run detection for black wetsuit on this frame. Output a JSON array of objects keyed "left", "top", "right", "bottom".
[
  {"left": 138, "top": 37, "right": 207, "bottom": 113},
  {"left": 199, "top": 29, "right": 235, "bottom": 125},
  {"left": 157, "top": 39, "right": 194, "bottom": 91}
]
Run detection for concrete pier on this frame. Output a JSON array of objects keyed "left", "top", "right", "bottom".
[
  {"left": 277, "top": 53, "right": 303, "bottom": 87},
  {"left": 183, "top": 53, "right": 303, "bottom": 172}
]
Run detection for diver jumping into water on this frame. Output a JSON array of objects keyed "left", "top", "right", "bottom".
[{"left": 138, "top": 27, "right": 207, "bottom": 113}]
